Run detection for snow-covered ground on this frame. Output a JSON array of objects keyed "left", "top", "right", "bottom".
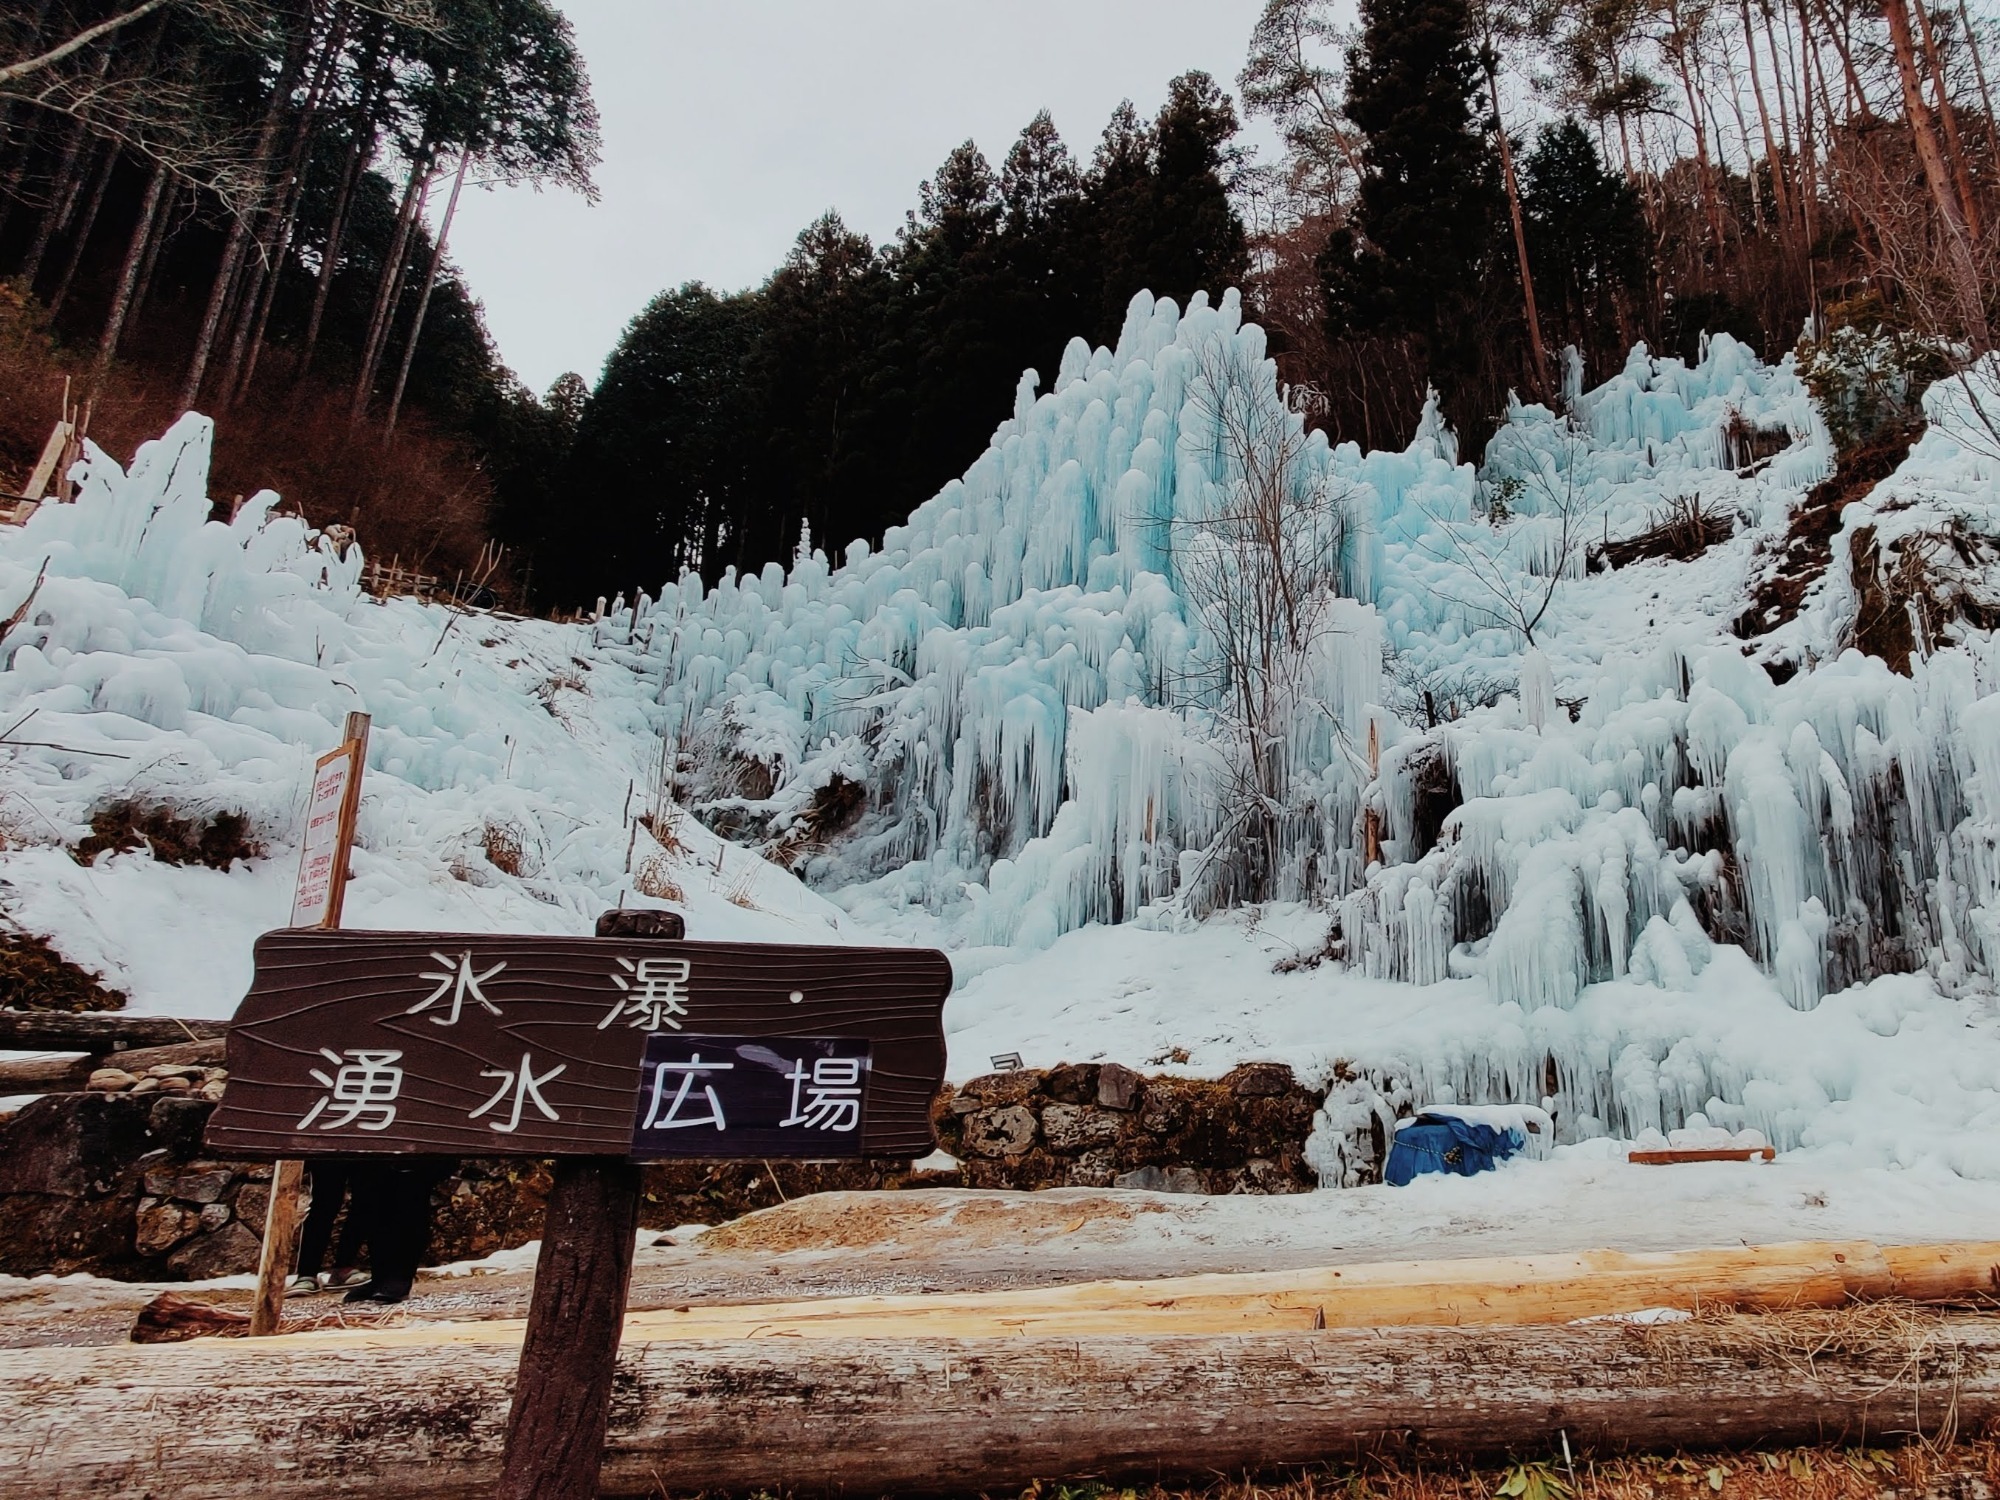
[{"left": 5, "top": 293, "right": 2000, "bottom": 1230}]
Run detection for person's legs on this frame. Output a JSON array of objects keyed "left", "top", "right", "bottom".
[
  {"left": 339, "top": 1162, "right": 391, "bottom": 1301},
  {"left": 347, "top": 1161, "right": 445, "bottom": 1303},
  {"left": 292, "top": 1160, "right": 352, "bottom": 1290}
]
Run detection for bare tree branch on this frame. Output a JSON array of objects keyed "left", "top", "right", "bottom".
[{"left": 0, "top": 0, "right": 170, "bottom": 88}]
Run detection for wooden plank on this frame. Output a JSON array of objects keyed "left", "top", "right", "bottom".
[
  {"left": 4, "top": 1313, "right": 1998, "bottom": 1497},
  {"left": 235, "top": 1240, "right": 2000, "bottom": 1351},
  {"left": 0, "top": 1013, "right": 226, "bottom": 1051},
  {"left": 21, "top": 419, "right": 70, "bottom": 503},
  {"left": 1629, "top": 1147, "right": 1777, "bottom": 1164}
]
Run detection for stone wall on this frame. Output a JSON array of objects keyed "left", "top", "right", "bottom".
[
  {"left": 0, "top": 1061, "right": 1321, "bottom": 1280},
  {"left": 935, "top": 1062, "right": 1319, "bottom": 1194}
]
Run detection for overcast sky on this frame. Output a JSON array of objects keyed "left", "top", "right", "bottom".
[{"left": 447, "top": 1, "right": 1278, "bottom": 394}]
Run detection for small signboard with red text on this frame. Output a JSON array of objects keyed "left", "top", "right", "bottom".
[{"left": 290, "top": 740, "right": 362, "bottom": 928}]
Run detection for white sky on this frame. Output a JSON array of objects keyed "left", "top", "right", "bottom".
[{"left": 448, "top": 0, "right": 1277, "bottom": 394}]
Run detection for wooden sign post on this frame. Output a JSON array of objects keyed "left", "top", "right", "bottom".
[
  {"left": 249, "top": 710, "right": 369, "bottom": 1338},
  {"left": 206, "top": 920, "right": 951, "bottom": 1498}
]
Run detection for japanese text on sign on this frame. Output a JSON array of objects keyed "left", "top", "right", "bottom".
[{"left": 631, "top": 1035, "right": 872, "bottom": 1159}]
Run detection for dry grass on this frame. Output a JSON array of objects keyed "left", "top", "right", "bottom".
[
  {"left": 633, "top": 854, "right": 684, "bottom": 903},
  {"left": 0, "top": 929, "right": 126, "bottom": 1010},
  {"left": 996, "top": 1441, "right": 2000, "bottom": 1500}
]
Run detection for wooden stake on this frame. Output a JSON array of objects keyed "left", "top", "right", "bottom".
[
  {"left": 246, "top": 1159, "right": 305, "bottom": 1338},
  {"left": 495, "top": 1156, "right": 642, "bottom": 1500},
  {"left": 497, "top": 904, "right": 673, "bottom": 1497},
  {"left": 251, "top": 710, "right": 370, "bottom": 1336}
]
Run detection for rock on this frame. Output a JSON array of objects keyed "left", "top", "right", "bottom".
[
  {"left": 196, "top": 1080, "right": 226, "bottom": 1102},
  {"left": 128, "top": 1077, "right": 160, "bottom": 1095},
  {"left": 86, "top": 1068, "right": 136, "bottom": 1093},
  {"left": 154, "top": 1076, "right": 195, "bottom": 1094},
  {"left": 142, "top": 1167, "right": 233, "bottom": 1203},
  {"left": 1225, "top": 1062, "right": 1296, "bottom": 1097},
  {"left": 957, "top": 1070, "right": 1041, "bottom": 1107},
  {"left": 167, "top": 1220, "right": 261, "bottom": 1279},
  {"left": 145, "top": 1064, "right": 205, "bottom": 1081},
  {"left": 1140, "top": 1098, "right": 1187, "bottom": 1134},
  {"left": 1114, "top": 1165, "right": 1207, "bottom": 1194},
  {"left": 1041, "top": 1103, "right": 1122, "bottom": 1154},
  {"left": 961, "top": 1105, "right": 1038, "bottom": 1158},
  {"left": 197, "top": 1202, "right": 231, "bottom": 1233},
  {"left": 1067, "top": 1148, "right": 1118, "bottom": 1187},
  {"left": 1043, "top": 1063, "right": 1101, "bottom": 1105},
  {"left": 1097, "top": 1062, "right": 1143, "bottom": 1111},
  {"left": 233, "top": 1182, "right": 268, "bottom": 1227},
  {"left": 146, "top": 1096, "right": 215, "bottom": 1155},
  {"left": 135, "top": 1202, "right": 199, "bottom": 1255}
]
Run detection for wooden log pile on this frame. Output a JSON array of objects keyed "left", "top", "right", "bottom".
[{"left": 2, "top": 1310, "right": 1997, "bottom": 1498}]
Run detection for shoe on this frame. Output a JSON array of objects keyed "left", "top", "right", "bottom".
[
  {"left": 324, "top": 1267, "right": 365, "bottom": 1290},
  {"left": 344, "top": 1282, "right": 409, "bottom": 1305},
  {"left": 340, "top": 1281, "right": 376, "bottom": 1303},
  {"left": 283, "top": 1275, "right": 319, "bottom": 1298}
]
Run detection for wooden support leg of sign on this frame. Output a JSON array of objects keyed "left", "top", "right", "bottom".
[
  {"left": 250, "top": 710, "right": 371, "bottom": 1339},
  {"left": 496, "top": 1156, "right": 643, "bottom": 1500},
  {"left": 246, "top": 1159, "right": 305, "bottom": 1337}
]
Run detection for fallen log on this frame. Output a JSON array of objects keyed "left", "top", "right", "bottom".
[
  {"left": 243, "top": 1239, "right": 2000, "bottom": 1348},
  {"left": 0, "top": 1052, "right": 94, "bottom": 1093},
  {"left": 4, "top": 1310, "right": 1996, "bottom": 1497},
  {"left": 0, "top": 1012, "right": 225, "bottom": 1052}
]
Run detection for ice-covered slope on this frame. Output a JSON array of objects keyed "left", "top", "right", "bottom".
[
  {"left": 6, "top": 294, "right": 2000, "bottom": 1185},
  {"left": 0, "top": 415, "right": 844, "bottom": 1016},
  {"left": 609, "top": 292, "right": 2000, "bottom": 1172}
]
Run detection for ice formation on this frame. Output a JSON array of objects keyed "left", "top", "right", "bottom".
[
  {"left": 6, "top": 294, "right": 2000, "bottom": 1180},
  {"left": 0, "top": 414, "right": 841, "bottom": 1013}
]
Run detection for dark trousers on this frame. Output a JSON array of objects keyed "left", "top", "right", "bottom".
[
  {"left": 356, "top": 1159, "right": 450, "bottom": 1297},
  {"left": 296, "top": 1160, "right": 365, "bottom": 1278}
]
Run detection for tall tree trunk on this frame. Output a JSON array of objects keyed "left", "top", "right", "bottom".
[
  {"left": 0, "top": 0, "right": 56, "bottom": 245},
  {"left": 219, "top": 1, "right": 349, "bottom": 406},
  {"left": 126, "top": 179, "right": 175, "bottom": 348},
  {"left": 1796, "top": 0, "right": 1826, "bottom": 255},
  {"left": 349, "top": 147, "right": 431, "bottom": 424},
  {"left": 382, "top": 148, "right": 469, "bottom": 443},
  {"left": 47, "top": 143, "right": 118, "bottom": 318},
  {"left": 20, "top": 121, "right": 91, "bottom": 289},
  {"left": 179, "top": 18, "right": 310, "bottom": 412},
  {"left": 1913, "top": 0, "right": 1983, "bottom": 239},
  {"left": 297, "top": 127, "right": 372, "bottom": 382},
  {"left": 1881, "top": 0, "right": 1991, "bottom": 348},
  {"left": 1957, "top": 0, "right": 1998, "bottom": 131},
  {"left": 1481, "top": 58, "right": 1547, "bottom": 394},
  {"left": 1743, "top": 0, "right": 1798, "bottom": 245},
  {"left": 1665, "top": 0, "right": 1730, "bottom": 254},
  {"left": 1814, "top": 0, "right": 1876, "bottom": 120},
  {"left": 95, "top": 158, "right": 166, "bottom": 374}
]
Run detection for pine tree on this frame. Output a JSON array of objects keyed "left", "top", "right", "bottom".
[
  {"left": 1318, "top": 0, "right": 1511, "bottom": 403},
  {"left": 1520, "top": 120, "right": 1647, "bottom": 360}
]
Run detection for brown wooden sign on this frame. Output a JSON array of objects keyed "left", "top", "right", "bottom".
[{"left": 204, "top": 929, "right": 951, "bottom": 1161}]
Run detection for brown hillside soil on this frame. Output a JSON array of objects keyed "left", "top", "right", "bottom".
[
  {"left": 1734, "top": 425, "right": 1921, "bottom": 671},
  {"left": 0, "top": 283, "right": 502, "bottom": 595}
]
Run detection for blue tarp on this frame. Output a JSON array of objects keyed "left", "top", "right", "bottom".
[{"left": 1384, "top": 1113, "right": 1524, "bottom": 1186}]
